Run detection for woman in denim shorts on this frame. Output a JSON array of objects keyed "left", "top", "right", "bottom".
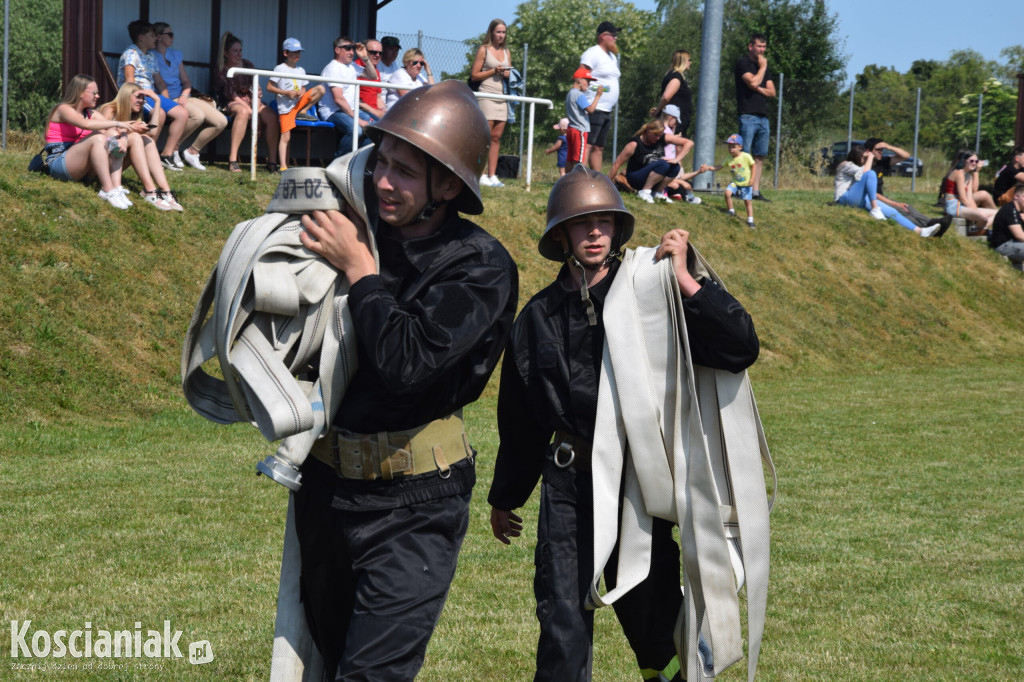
[{"left": 43, "top": 74, "right": 148, "bottom": 209}]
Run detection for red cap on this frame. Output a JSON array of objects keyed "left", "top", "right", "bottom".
[{"left": 573, "top": 67, "right": 596, "bottom": 81}]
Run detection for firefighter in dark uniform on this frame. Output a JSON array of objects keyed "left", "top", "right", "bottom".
[
  {"left": 295, "top": 80, "right": 518, "bottom": 680},
  {"left": 487, "top": 165, "right": 759, "bottom": 682}
]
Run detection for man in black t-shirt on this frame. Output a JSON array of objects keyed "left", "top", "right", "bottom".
[
  {"left": 734, "top": 32, "right": 775, "bottom": 201},
  {"left": 865, "top": 137, "right": 951, "bottom": 234},
  {"left": 987, "top": 182, "right": 1024, "bottom": 265},
  {"left": 993, "top": 146, "right": 1024, "bottom": 205}
]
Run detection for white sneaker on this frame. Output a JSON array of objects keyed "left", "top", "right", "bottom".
[
  {"left": 142, "top": 191, "right": 174, "bottom": 211},
  {"left": 919, "top": 224, "right": 939, "bottom": 237},
  {"left": 637, "top": 189, "right": 655, "bottom": 204},
  {"left": 181, "top": 148, "right": 206, "bottom": 170},
  {"left": 172, "top": 151, "right": 184, "bottom": 168},
  {"left": 656, "top": 192, "right": 674, "bottom": 203},
  {"left": 686, "top": 194, "right": 702, "bottom": 205},
  {"left": 99, "top": 188, "right": 131, "bottom": 210},
  {"left": 114, "top": 186, "right": 133, "bottom": 206},
  {"left": 161, "top": 156, "right": 183, "bottom": 172},
  {"left": 489, "top": 175, "right": 505, "bottom": 188},
  {"left": 869, "top": 206, "right": 886, "bottom": 220}
]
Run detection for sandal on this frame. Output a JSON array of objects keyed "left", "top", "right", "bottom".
[
  {"left": 160, "top": 189, "right": 185, "bottom": 212},
  {"left": 228, "top": 161, "right": 241, "bottom": 173}
]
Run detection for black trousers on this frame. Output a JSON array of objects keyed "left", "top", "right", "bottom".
[
  {"left": 294, "top": 459, "right": 471, "bottom": 681},
  {"left": 533, "top": 461, "right": 683, "bottom": 682}
]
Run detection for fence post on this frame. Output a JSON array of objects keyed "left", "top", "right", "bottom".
[
  {"left": 417, "top": 30, "right": 423, "bottom": 51},
  {"left": 519, "top": 43, "right": 528, "bottom": 164},
  {"left": 251, "top": 74, "right": 259, "bottom": 180},
  {"left": 975, "top": 92, "right": 983, "bottom": 154},
  {"left": 773, "top": 72, "right": 783, "bottom": 189},
  {"left": 912, "top": 87, "right": 921, "bottom": 192},
  {"left": 846, "top": 82, "right": 854, "bottom": 152},
  {"left": 2, "top": 0, "right": 9, "bottom": 150}
]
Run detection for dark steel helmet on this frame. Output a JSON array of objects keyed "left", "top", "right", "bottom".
[
  {"left": 365, "top": 80, "right": 489, "bottom": 215},
  {"left": 539, "top": 164, "right": 634, "bottom": 261}
]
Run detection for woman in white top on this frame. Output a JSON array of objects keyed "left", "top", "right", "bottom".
[
  {"left": 471, "top": 19, "right": 512, "bottom": 188},
  {"left": 835, "top": 145, "right": 939, "bottom": 236},
  {"left": 384, "top": 49, "right": 434, "bottom": 112}
]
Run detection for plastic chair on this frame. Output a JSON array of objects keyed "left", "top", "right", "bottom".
[{"left": 270, "top": 100, "right": 334, "bottom": 167}]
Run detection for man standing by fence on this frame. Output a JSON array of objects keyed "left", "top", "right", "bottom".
[
  {"left": 579, "top": 21, "right": 621, "bottom": 173},
  {"left": 734, "top": 32, "right": 775, "bottom": 202}
]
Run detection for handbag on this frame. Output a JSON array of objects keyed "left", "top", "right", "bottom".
[
  {"left": 466, "top": 74, "right": 480, "bottom": 92},
  {"left": 28, "top": 151, "right": 48, "bottom": 174}
]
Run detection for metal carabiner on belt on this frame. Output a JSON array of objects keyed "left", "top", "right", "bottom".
[{"left": 554, "top": 441, "right": 576, "bottom": 468}]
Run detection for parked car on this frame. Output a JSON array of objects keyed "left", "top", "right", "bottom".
[{"left": 894, "top": 156, "right": 924, "bottom": 176}]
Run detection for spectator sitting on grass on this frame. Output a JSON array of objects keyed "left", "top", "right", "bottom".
[
  {"left": 942, "top": 149, "right": 996, "bottom": 233},
  {"left": 608, "top": 119, "right": 694, "bottom": 204},
  {"left": 864, "top": 137, "right": 951, "bottom": 235},
  {"left": 98, "top": 83, "right": 185, "bottom": 211},
  {"left": 987, "top": 182, "right": 1024, "bottom": 267},
  {"left": 42, "top": 74, "right": 146, "bottom": 210},
  {"left": 993, "top": 146, "right": 1024, "bottom": 205}
]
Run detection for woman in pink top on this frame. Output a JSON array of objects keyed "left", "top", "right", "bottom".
[{"left": 45, "top": 74, "right": 148, "bottom": 210}]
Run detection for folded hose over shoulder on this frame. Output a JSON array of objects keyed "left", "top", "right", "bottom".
[{"left": 180, "top": 147, "right": 379, "bottom": 491}]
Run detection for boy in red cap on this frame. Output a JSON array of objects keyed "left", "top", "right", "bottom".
[{"left": 565, "top": 67, "right": 604, "bottom": 168}]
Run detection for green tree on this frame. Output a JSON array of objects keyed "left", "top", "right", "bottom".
[
  {"left": 942, "top": 77, "right": 1017, "bottom": 164},
  {"left": 2, "top": 0, "right": 63, "bottom": 132},
  {"left": 998, "top": 44, "right": 1024, "bottom": 83}
]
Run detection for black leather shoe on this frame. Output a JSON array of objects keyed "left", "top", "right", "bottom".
[{"left": 752, "top": 193, "right": 772, "bottom": 202}]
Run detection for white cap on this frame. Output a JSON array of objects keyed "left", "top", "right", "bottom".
[{"left": 662, "top": 104, "right": 680, "bottom": 119}]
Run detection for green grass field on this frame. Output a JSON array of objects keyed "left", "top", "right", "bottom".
[{"left": 1, "top": 146, "right": 1022, "bottom": 680}]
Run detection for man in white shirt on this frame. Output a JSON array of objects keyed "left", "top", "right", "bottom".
[
  {"left": 377, "top": 36, "right": 403, "bottom": 83},
  {"left": 579, "top": 21, "right": 621, "bottom": 173},
  {"left": 318, "top": 36, "right": 376, "bottom": 157}
]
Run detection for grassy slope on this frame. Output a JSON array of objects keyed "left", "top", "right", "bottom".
[{"left": 1, "top": 148, "right": 1022, "bottom": 679}]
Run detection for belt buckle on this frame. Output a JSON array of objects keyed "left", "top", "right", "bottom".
[{"left": 554, "top": 442, "right": 575, "bottom": 469}]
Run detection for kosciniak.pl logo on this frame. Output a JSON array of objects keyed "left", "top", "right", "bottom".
[{"left": 9, "top": 621, "right": 213, "bottom": 665}]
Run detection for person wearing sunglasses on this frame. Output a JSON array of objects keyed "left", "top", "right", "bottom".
[
  {"left": 942, "top": 150, "right": 997, "bottom": 233},
  {"left": 317, "top": 36, "right": 376, "bottom": 158},
  {"left": 355, "top": 38, "right": 386, "bottom": 121},
  {"left": 384, "top": 48, "right": 434, "bottom": 112},
  {"left": 152, "top": 22, "right": 227, "bottom": 170}
]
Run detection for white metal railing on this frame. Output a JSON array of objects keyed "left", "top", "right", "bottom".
[{"left": 225, "top": 67, "right": 553, "bottom": 191}]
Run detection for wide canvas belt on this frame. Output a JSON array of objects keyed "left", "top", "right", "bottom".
[{"left": 309, "top": 412, "right": 472, "bottom": 480}]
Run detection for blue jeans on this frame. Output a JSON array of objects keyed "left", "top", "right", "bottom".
[
  {"left": 838, "top": 171, "right": 918, "bottom": 231},
  {"left": 327, "top": 110, "right": 373, "bottom": 158},
  {"left": 737, "top": 114, "right": 769, "bottom": 157},
  {"left": 626, "top": 160, "right": 680, "bottom": 191}
]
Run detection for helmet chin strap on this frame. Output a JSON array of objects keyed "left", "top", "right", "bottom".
[
  {"left": 563, "top": 249, "right": 621, "bottom": 327},
  {"left": 414, "top": 157, "right": 442, "bottom": 222}
]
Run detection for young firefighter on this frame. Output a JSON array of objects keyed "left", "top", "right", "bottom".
[
  {"left": 488, "top": 165, "right": 759, "bottom": 682},
  {"left": 700, "top": 133, "right": 756, "bottom": 227},
  {"left": 565, "top": 67, "right": 604, "bottom": 168},
  {"left": 266, "top": 38, "right": 324, "bottom": 171},
  {"left": 294, "top": 80, "right": 518, "bottom": 679}
]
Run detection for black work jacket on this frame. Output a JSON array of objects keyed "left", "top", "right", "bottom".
[
  {"left": 324, "top": 211, "right": 518, "bottom": 509},
  {"left": 487, "top": 258, "right": 758, "bottom": 512}
]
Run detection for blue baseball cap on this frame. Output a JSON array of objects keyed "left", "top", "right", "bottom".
[
  {"left": 282, "top": 38, "right": 303, "bottom": 52},
  {"left": 725, "top": 133, "right": 743, "bottom": 145}
]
